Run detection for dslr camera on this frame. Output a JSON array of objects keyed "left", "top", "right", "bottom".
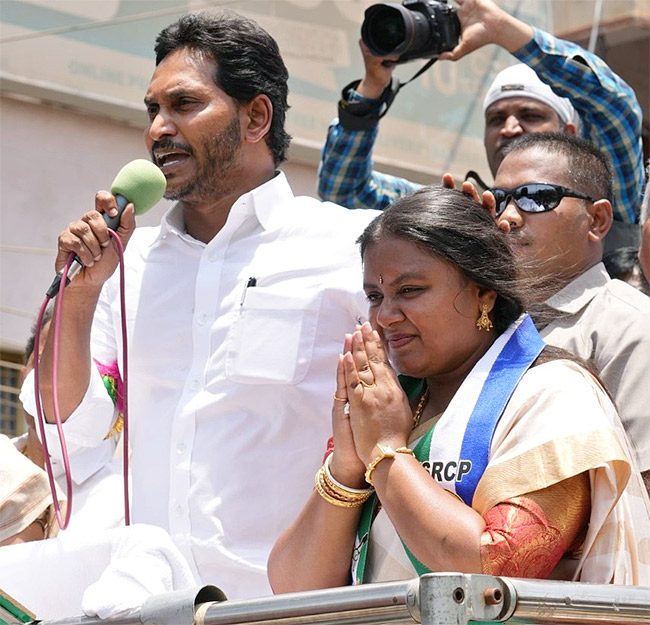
[{"left": 361, "top": 0, "right": 460, "bottom": 64}]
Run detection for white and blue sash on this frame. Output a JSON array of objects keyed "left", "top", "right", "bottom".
[
  {"left": 430, "top": 314, "right": 545, "bottom": 505},
  {"left": 352, "top": 314, "right": 545, "bottom": 582}
]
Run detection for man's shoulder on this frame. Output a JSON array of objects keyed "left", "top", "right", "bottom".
[
  {"left": 572, "top": 279, "right": 650, "bottom": 346},
  {"left": 279, "top": 196, "right": 380, "bottom": 233},
  {"left": 592, "top": 278, "right": 650, "bottom": 315},
  {"left": 554, "top": 264, "right": 649, "bottom": 318},
  {"left": 544, "top": 269, "right": 650, "bottom": 350},
  {"left": 290, "top": 196, "right": 380, "bottom": 218}
]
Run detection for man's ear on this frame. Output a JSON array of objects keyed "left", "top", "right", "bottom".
[
  {"left": 587, "top": 199, "right": 613, "bottom": 242},
  {"left": 563, "top": 122, "right": 577, "bottom": 136},
  {"left": 241, "top": 94, "right": 272, "bottom": 145}
]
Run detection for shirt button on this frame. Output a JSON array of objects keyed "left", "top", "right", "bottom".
[
  {"left": 176, "top": 443, "right": 186, "bottom": 455},
  {"left": 208, "top": 253, "right": 217, "bottom": 262},
  {"left": 197, "top": 314, "right": 208, "bottom": 326},
  {"left": 174, "top": 504, "right": 183, "bottom": 517},
  {"left": 190, "top": 379, "right": 200, "bottom": 391}
]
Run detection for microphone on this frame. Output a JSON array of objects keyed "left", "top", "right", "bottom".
[{"left": 46, "top": 159, "right": 167, "bottom": 297}]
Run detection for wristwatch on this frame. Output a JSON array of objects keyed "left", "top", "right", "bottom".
[
  {"left": 364, "top": 444, "right": 414, "bottom": 486},
  {"left": 338, "top": 77, "right": 400, "bottom": 131}
]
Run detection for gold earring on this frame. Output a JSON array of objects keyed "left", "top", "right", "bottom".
[{"left": 476, "top": 303, "right": 493, "bottom": 332}]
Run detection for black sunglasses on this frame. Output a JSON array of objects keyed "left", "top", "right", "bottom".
[{"left": 490, "top": 183, "right": 596, "bottom": 217}]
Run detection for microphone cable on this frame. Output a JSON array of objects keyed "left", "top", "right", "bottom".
[{"left": 33, "top": 228, "right": 131, "bottom": 529}]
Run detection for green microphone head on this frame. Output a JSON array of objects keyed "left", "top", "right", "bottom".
[{"left": 110, "top": 159, "right": 167, "bottom": 215}]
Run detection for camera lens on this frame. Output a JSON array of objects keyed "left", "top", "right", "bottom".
[
  {"left": 361, "top": 1, "right": 460, "bottom": 64},
  {"left": 362, "top": 5, "right": 408, "bottom": 55}
]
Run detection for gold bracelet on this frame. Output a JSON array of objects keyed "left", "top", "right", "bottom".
[
  {"left": 318, "top": 466, "right": 373, "bottom": 505},
  {"left": 364, "top": 445, "right": 415, "bottom": 486},
  {"left": 324, "top": 455, "right": 374, "bottom": 498},
  {"left": 315, "top": 467, "right": 369, "bottom": 508}
]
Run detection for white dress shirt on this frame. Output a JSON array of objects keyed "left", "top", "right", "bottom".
[{"left": 22, "top": 172, "right": 377, "bottom": 599}]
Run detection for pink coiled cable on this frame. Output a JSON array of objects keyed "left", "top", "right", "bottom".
[{"left": 33, "top": 228, "right": 131, "bottom": 529}]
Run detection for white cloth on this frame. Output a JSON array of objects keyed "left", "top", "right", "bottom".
[
  {"left": 0, "top": 524, "right": 196, "bottom": 620},
  {"left": 21, "top": 172, "right": 377, "bottom": 599},
  {"left": 11, "top": 433, "right": 125, "bottom": 536},
  {"left": 82, "top": 525, "right": 197, "bottom": 619}
]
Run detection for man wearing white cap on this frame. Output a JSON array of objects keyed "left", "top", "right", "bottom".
[{"left": 318, "top": 0, "right": 644, "bottom": 250}]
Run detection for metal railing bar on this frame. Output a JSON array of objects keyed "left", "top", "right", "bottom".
[
  {"left": 199, "top": 579, "right": 419, "bottom": 625},
  {"left": 34, "top": 574, "right": 650, "bottom": 625},
  {"left": 508, "top": 577, "right": 650, "bottom": 623}
]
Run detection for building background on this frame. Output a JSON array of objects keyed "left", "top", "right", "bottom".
[{"left": 1, "top": 0, "right": 648, "bottom": 434}]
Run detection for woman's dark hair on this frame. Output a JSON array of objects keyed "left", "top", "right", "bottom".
[
  {"left": 358, "top": 185, "right": 613, "bottom": 396},
  {"left": 357, "top": 185, "right": 524, "bottom": 335},
  {"left": 155, "top": 11, "right": 291, "bottom": 166}
]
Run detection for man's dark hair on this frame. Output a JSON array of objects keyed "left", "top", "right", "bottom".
[
  {"left": 155, "top": 10, "right": 291, "bottom": 167},
  {"left": 25, "top": 307, "right": 53, "bottom": 365},
  {"left": 358, "top": 185, "right": 524, "bottom": 335},
  {"left": 603, "top": 246, "right": 650, "bottom": 296},
  {"left": 504, "top": 132, "right": 613, "bottom": 203}
]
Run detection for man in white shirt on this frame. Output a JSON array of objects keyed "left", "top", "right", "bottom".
[
  {"left": 21, "top": 10, "right": 376, "bottom": 599},
  {"left": 491, "top": 132, "right": 650, "bottom": 491}
]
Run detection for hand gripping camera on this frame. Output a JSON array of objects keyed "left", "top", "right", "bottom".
[{"left": 361, "top": 0, "right": 460, "bottom": 65}]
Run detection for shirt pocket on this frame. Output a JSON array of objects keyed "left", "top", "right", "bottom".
[{"left": 225, "top": 287, "right": 323, "bottom": 385}]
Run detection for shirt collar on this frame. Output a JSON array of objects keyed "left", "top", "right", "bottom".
[
  {"left": 154, "top": 171, "right": 293, "bottom": 244},
  {"left": 244, "top": 170, "right": 294, "bottom": 231},
  {"left": 545, "top": 262, "right": 609, "bottom": 313}
]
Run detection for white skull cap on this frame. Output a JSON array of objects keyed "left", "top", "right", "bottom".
[{"left": 483, "top": 63, "right": 579, "bottom": 128}]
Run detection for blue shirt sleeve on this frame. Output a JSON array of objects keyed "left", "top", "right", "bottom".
[
  {"left": 317, "top": 90, "right": 421, "bottom": 210},
  {"left": 514, "top": 28, "right": 644, "bottom": 224}
]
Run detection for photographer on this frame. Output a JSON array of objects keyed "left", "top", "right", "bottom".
[{"left": 318, "top": 0, "right": 644, "bottom": 250}]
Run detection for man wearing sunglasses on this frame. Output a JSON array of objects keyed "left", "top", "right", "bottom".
[
  {"left": 492, "top": 132, "right": 650, "bottom": 492},
  {"left": 318, "top": 0, "right": 643, "bottom": 252}
]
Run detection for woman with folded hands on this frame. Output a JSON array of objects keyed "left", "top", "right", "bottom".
[{"left": 268, "top": 186, "right": 650, "bottom": 590}]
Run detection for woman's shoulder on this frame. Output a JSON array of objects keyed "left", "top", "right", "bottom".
[
  {"left": 502, "top": 358, "right": 620, "bottom": 437},
  {"left": 520, "top": 358, "right": 608, "bottom": 398}
]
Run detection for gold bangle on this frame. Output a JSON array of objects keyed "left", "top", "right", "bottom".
[
  {"left": 324, "top": 455, "right": 374, "bottom": 499},
  {"left": 364, "top": 445, "right": 415, "bottom": 486},
  {"left": 319, "top": 466, "right": 372, "bottom": 504},
  {"left": 315, "top": 467, "right": 369, "bottom": 508}
]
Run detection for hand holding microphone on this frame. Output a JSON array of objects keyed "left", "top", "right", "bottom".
[
  {"left": 47, "top": 160, "right": 167, "bottom": 297},
  {"left": 38, "top": 159, "right": 166, "bottom": 528}
]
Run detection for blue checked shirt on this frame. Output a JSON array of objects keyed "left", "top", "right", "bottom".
[{"left": 318, "top": 28, "right": 644, "bottom": 224}]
